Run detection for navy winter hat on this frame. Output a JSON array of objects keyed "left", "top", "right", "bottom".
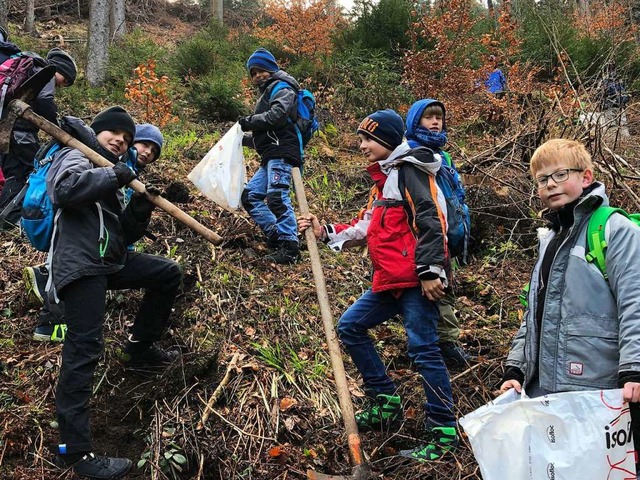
[
  {"left": 134, "top": 123, "right": 163, "bottom": 159},
  {"left": 90, "top": 106, "right": 136, "bottom": 147},
  {"left": 246, "top": 48, "right": 279, "bottom": 73},
  {"left": 357, "top": 109, "right": 404, "bottom": 150},
  {"left": 46, "top": 48, "right": 77, "bottom": 86}
]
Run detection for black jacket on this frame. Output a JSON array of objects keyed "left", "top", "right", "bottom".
[
  {"left": 46, "top": 119, "right": 149, "bottom": 291},
  {"left": 243, "top": 70, "right": 302, "bottom": 167}
]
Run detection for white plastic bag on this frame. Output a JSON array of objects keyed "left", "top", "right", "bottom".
[
  {"left": 188, "top": 122, "right": 246, "bottom": 210},
  {"left": 459, "top": 389, "right": 636, "bottom": 480}
]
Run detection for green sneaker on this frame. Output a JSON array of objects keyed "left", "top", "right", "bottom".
[
  {"left": 355, "top": 393, "right": 403, "bottom": 431},
  {"left": 23, "top": 265, "right": 48, "bottom": 305},
  {"left": 33, "top": 323, "right": 67, "bottom": 342},
  {"left": 399, "top": 425, "right": 458, "bottom": 462}
]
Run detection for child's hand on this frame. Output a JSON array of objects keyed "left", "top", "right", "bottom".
[
  {"left": 499, "top": 380, "right": 522, "bottom": 394},
  {"left": 420, "top": 278, "right": 445, "bottom": 301},
  {"left": 623, "top": 382, "right": 640, "bottom": 403},
  {"left": 298, "top": 214, "right": 323, "bottom": 239}
]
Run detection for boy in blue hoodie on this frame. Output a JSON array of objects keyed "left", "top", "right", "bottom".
[
  {"left": 239, "top": 48, "right": 302, "bottom": 264},
  {"left": 405, "top": 98, "right": 474, "bottom": 368}
]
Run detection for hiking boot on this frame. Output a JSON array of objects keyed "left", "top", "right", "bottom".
[
  {"left": 120, "top": 341, "right": 180, "bottom": 370},
  {"left": 23, "top": 264, "right": 48, "bottom": 305},
  {"left": 399, "top": 423, "right": 459, "bottom": 462},
  {"left": 355, "top": 393, "right": 403, "bottom": 431},
  {"left": 439, "top": 341, "right": 475, "bottom": 369},
  {"left": 59, "top": 452, "right": 132, "bottom": 479},
  {"left": 33, "top": 323, "right": 67, "bottom": 342},
  {"left": 265, "top": 234, "right": 280, "bottom": 250},
  {"left": 264, "top": 240, "right": 300, "bottom": 265}
]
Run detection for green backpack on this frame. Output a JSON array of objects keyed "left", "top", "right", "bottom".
[
  {"left": 585, "top": 206, "right": 640, "bottom": 280},
  {"left": 520, "top": 206, "right": 640, "bottom": 307}
]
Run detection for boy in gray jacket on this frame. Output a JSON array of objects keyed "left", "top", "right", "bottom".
[
  {"left": 239, "top": 48, "right": 302, "bottom": 264},
  {"left": 499, "top": 138, "right": 640, "bottom": 476}
]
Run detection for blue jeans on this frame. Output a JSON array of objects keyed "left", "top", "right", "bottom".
[
  {"left": 241, "top": 159, "right": 298, "bottom": 243},
  {"left": 337, "top": 287, "right": 455, "bottom": 426}
]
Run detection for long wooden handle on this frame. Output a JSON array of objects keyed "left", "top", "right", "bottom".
[
  {"left": 292, "top": 167, "right": 367, "bottom": 468},
  {"left": 11, "top": 100, "right": 222, "bottom": 245}
]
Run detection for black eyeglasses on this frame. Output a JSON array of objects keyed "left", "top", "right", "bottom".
[{"left": 536, "top": 168, "right": 583, "bottom": 189}]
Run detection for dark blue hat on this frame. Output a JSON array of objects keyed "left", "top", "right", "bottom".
[
  {"left": 134, "top": 123, "right": 163, "bottom": 159},
  {"left": 246, "top": 48, "right": 279, "bottom": 73},
  {"left": 357, "top": 109, "right": 404, "bottom": 150}
]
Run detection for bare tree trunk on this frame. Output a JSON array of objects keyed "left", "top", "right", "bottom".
[
  {"left": 211, "top": 0, "right": 223, "bottom": 22},
  {"left": 110, "top": 0, "right": 126, "bottom": 40},
  {"left": 26, "top": 0, "right": 36, "bottom": 35},
  {"left": 86, "top": 0, "right": 110, "bottom": 87},
  {"left": 487, "top": 0, "right": 495, "bottom": 19},
  {"left": 0, "top": 0, "right": 9, "bottom": 32}
]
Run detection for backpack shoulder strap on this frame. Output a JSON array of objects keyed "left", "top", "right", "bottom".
[
  {"left": 397, "top": 165, "right": 418, "bottom": 235},
  {"left": 269, "top": 80, "right": 294, "bottom": 99},
  {"left": 442, "top": 151, "right": 453, "bottom": 168},
  {"left": 585, "top": 206, "right": 628, "bottom": 279}
]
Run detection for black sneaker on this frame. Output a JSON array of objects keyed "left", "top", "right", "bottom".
[
  {"left": 120, "top": 342, "right": 180, "bottom": 370},
  {"left": 33, "top": 323, "right": 67, "bottom": 342},
  {"left": 23, "top": 264, "right": 48, "bottom": 305},
  {"left": 62, "top": 452, "right": 132, "bottom": 479},
  {"left": 265, "top": 240, "right": 300, "bottom": 264},
  {"left": 439, "top": 341, "right": 475, "bottom": 369}
]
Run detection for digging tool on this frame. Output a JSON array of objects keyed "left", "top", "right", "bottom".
[
  {"left": 292, "top": 167, "right": 373, "bottom": 480},
  {"left": 0, "top": 98, "right": 223, "bottom": 245}
]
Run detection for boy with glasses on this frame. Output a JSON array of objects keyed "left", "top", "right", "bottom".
[{"left": 499, "top": 138, "right": 640, "bottom": 477}]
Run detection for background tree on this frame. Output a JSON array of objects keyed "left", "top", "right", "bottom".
[
  {"left": 111, "top": 0, "right": 126, "bottom": 40},
  {"left": 25, "top": 0, "right": 35, "bottom": 35},
  {"left": 87, "top": 0, "right": 111, "bottom": 86},
  {"left": 0, "top": 0, "right": 8, "bottom": 31},
  {"left": 212, "top": 0, "right": 223, "bottom": 22},
  {"left": 253, "top": 0, "right": 344, "bottom": 59}
]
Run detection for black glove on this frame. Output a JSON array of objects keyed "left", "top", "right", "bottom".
[
  {"left": 129, "top": 184, "right": 157, "bottom": 221},
  {"left": 145, "top": 184, "right": 162, "bottom": 196},
  {"left": 112, "top": 161, "right": 137, "bottom": 187},
  {"left": 238, "top": 116, "right": 251, "bottom": 132}
]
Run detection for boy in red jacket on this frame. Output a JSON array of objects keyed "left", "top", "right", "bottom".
[{"left": 299, "top": 109, "right": 457, "bottom": 461}]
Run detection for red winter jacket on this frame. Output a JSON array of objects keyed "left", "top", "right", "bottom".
[{"left": 323, "top": 148, "right": 449, "bottom": 293}]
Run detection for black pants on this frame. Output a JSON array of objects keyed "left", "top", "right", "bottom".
[
  {"left": 55, "top": 252, "right": 182, "bottom": 454},
  {"left": 0, "top": 133, "right": 39, "bottom": 228}
]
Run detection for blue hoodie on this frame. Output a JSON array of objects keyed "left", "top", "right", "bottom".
[{"left": 405, "top": 98, "right": 448, "bottom": 153}]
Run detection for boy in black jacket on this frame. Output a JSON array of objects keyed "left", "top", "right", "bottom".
[
  {"left": 239, "top": 48, "right": 302, "bottom": 264},
  {"left": 0, "top": 46, "right": 77, "bottom": 228},
  {"left": 48, "top": 107, "right": 182, "bottom": 479}
]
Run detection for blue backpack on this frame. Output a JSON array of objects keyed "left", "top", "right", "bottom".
[
  {"left": 21, "top": 141, "right": 62, "bottom": 252},
  {"left": 437, "top": 151, "right": 471, "bottom": 261},
  {"left": 270, "top": 81, "right": 319, "bottom": 153}
]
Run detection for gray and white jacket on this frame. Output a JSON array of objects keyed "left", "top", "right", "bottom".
[{"left": 506, "top": 182, "right": 640, "bottom": 392}]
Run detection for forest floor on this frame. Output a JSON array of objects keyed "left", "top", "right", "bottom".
[{"left": 2, "top": 7, "right": 640, "bottom": 480}]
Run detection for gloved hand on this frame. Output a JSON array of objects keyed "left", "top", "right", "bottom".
[
  {"left": 145, "top": 184, "right": 162, "bottom": 196},
  {"left": 112, "top": 161, "right": 137, "bottom": 187},
  {"left": 129, "top": 184, "right": 158, "bottom": 221},
  {"left": 238, "top": 116, "right": 251, "bottom": 132}
]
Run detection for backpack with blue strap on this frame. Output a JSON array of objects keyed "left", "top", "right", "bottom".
[
  {"left": 21, "top": 139, "right": 63, "bottom": 252},
  {"left": 269, "top": 81, "right": 319, "bottom": 156},
  {"left": 438, "top": 151, "right": 471, "bottom": 261}
]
